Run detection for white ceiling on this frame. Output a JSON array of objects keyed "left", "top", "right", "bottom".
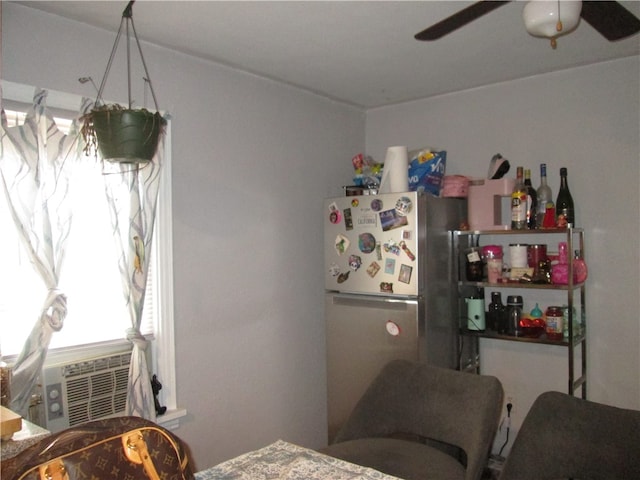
[{"left": 14, "top": 0, "right": 640, "bottom": 108}]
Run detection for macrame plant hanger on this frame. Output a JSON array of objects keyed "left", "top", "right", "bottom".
[
  {"left": 96, "top": 0, "right": 160, "bottom": 111},
  {"left": 82, "top": 0, "right": 165, "bottom": 164}
]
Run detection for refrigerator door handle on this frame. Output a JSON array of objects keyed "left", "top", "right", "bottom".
[{"left": 329, "top": 293, "right": 419, "bottom": 308}]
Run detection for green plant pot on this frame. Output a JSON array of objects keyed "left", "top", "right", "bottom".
[{"left": 92, "top": 109, "right": 164, "bottom": 163}]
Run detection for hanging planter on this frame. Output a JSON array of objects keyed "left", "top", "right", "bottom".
[
  {"left": 85, "top": 106, "right": 164, "bottom": 163},
  {"left": 81, "top": 1, "right": 166, "bottom": 164}
]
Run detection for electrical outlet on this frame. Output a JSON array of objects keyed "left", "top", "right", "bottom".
[{"left": 506, "top": 396, "right": 514, "bottom": 416}]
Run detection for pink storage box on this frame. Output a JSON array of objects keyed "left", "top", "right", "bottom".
[
  {"left": 441, "top": 175, "right": 470, "bottom": 198},
  {"left": 467, "top": 178, "right": 515, "bottom": 230}
]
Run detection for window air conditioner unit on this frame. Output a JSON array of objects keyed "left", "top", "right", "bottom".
[{"left": 41, "top": 348, "right": 132, "bottom": 432}]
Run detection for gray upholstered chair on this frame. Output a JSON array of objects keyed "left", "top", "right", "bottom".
[
  {"left": 500, "top": 390, "right": 640, "bottom": 480},
  {"left": 321, "top": 359, "right": 504, "bottom": 480}
]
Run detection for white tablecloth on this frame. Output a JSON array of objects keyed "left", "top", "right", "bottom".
[
  {"left": 0, "top": 418, "right": 50, "bottom": 459},
  {"left": 195, "top": 440, "right": 401, "bottom": 480}
]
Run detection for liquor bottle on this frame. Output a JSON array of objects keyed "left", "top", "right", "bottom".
[
  {"left": 536, "top": 163, "right": 553, "bottom": 227},
  {"left": 524, "top": 169, "right": 538, "bottom": 229},
  {"left": 555, "top": 167, "right": 575, "bottom": 227},
  {"left": 511, "top": 166, "right": 527, "bottom": 230}
]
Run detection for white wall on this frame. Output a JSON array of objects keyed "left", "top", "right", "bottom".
[
  {"left": 365, "top": 56, "right": 640, "bottom": 454},
  {"left": 3, "top": 3, "right": 363, "bottom": 470}
]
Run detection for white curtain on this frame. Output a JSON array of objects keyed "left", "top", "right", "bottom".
[
  {"left": 102, "top": 146, "right": 163, "bottom": 420},
  {"left": 0, "top": 89, "right": 84, "bottom": 416},
  {"left": 2, "top": 85, "right": 163, "bottom": 420}
]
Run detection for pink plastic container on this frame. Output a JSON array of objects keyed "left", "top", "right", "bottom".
[
  {"left": 482, "top": 245, "right": 503, "bottom": 259},
  {"left": 482, "top": 245, "right": 503, "bottom": 284},
  {"left": 551, "top": 242, "right": 588, "bottom": 284}
]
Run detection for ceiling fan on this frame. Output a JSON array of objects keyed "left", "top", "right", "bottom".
[{"left": 415, "top": 1, "right": 640, "bottom": 48}]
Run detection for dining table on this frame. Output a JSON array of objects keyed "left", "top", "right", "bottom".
[{"left": 195, "top": 439, "right": 401, "bottom": 480}]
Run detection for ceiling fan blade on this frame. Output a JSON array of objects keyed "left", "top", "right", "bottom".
[
  {"left": 580, "top": 1, "right": 640, "bottom": 41},
  {"left": 414, "top": 1, "right": 511, "bottom": 41}
]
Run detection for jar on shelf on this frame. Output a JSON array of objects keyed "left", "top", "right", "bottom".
[
  {"left": 545, "top": 306, "right": 564, "bottom": 341},
  {"left": 465, "top": 247, "right": 483, "bottom": 282},
  {"left": 482, "top": 245, "right": 503, "bottom": 284},
  {"left": 561, "top": 305, "right": 582, "bottom": 339},
  {"left": 528, "top": 244, "right": 551, "bottom": 284}
]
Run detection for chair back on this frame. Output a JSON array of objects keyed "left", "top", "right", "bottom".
[
  {"left": 500, "top": 391, "right": 640, "bottom": 480},
  {"left": 334, "top": 359, "right": 503, "bottom": 480}
]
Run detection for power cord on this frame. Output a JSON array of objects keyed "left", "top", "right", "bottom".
[{"left": 498, "top": 401, "right": 513, "bottom": 456}]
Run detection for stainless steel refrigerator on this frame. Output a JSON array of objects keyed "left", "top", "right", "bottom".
[{"left": 324, "top": 191, "right": 466, "bottom": 441}]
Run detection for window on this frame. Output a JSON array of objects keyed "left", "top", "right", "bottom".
[
  {"left": 0, "top": 81, "right": 181, "bottom": 424},
  {"left": 0, "top": 128, "right": 152, "bottom": 351}
]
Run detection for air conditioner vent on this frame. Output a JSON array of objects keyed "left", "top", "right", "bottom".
[
  {"left": 62, "top": 352, "right": 131, "bottom": 378},
  {"left": 42, "top": 348, "right": 132, "bottom": 432}
]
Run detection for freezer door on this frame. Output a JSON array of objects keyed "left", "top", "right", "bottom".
[
  {"left": 324, "top": 192, "right": 423, "bottom": 297},
  {"left": 325, "top": 293, "right": 421, "bottom": 442}
]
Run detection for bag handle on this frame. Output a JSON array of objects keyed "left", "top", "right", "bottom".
[
  {"left": 122, "top": 429, "right": 160, "bottom": 480},
  {"left": 38, "top": 459, "right": 68, "bottom": 480}
]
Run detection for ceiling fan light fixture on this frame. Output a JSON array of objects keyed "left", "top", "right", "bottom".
[{"left": 523, "top": 0, "right": 582, "bottom": 38}]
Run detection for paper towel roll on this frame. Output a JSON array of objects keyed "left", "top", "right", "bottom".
[{"left": 379, "top": 146, "right": 409, "bottom": 193}]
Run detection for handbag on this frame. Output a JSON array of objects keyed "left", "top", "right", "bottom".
[{"left": 1, "top": 416, "right": 194, "bottom": 480}]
